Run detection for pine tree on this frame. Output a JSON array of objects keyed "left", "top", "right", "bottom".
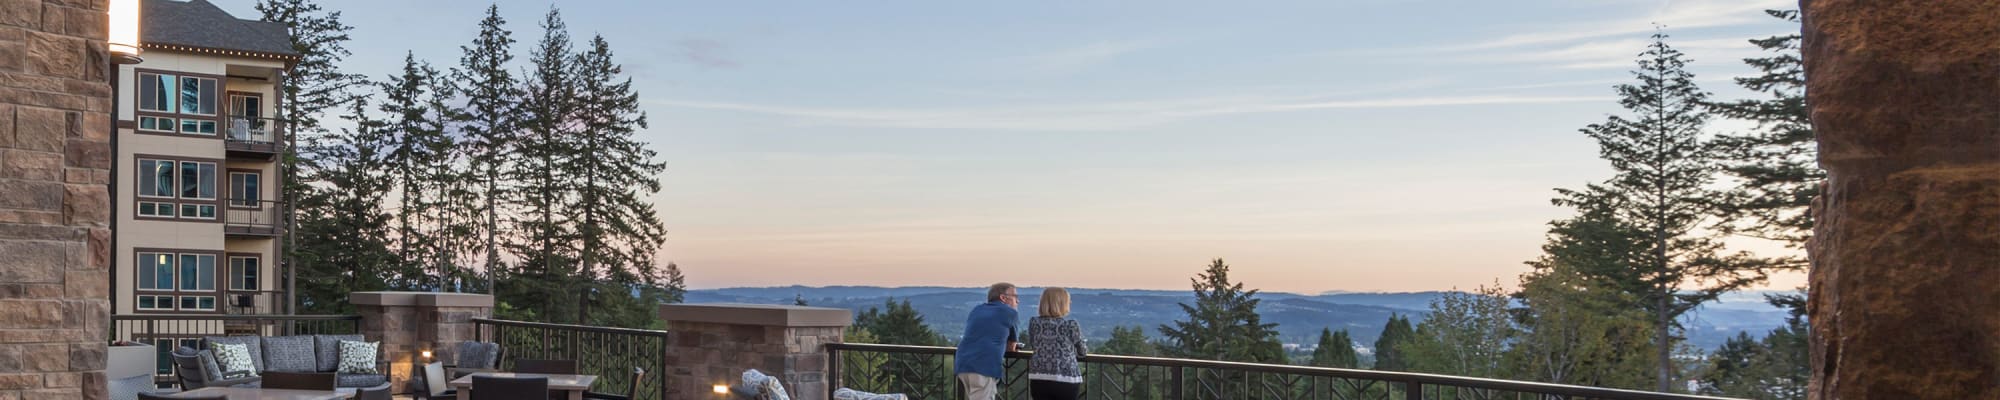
[
  {"left": 290, "top": 98, "right": 398, "bottom": 313},
  {"left": 507, "top": 7, "right": 583, "bottom": 322},
  {"left": 378, "top": 53, "right": 466, "bottom": 289},
  {"left": 256, "top": 0, "right": 366, "bottom": 313},
  {"left": 852, "top": 299, "right": 950, "bottom": 397},
  {"left": 566, "top": 34, "right": 668, "bottom": 288},
  {"left": 1403, "top": 286, "right": 1514, "bottom": 378},
  {"left": 1372, "top": 314, "right": 1415, "bottom": 371},
  {"left": 451, "top": 4, "right": 524, "bottom": 289},
  {"left": 1101, "top": 325, "right": 1156, "bottom": 356},
  {"left": 1157, "top": 258, "right": 1285, "bottom": 364},
  {"left": 1569, "top": 31, "right": 1779, "bottom": 391},
  {"left": 1309, "top": 328, "right": 1359, "bottom": 369},
  {"left": 1711, "top": 9, "right": 1818, "bottom": 250}
]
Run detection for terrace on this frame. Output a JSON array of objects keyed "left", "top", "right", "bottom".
[{"left": 109, "top": 292, "right": 1740, "bottom": 400}]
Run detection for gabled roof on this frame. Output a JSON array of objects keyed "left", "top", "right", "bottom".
[{"left": 142, "top": 0, "right": 299, "bottom": 61}]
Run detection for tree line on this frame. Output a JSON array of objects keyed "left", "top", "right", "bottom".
[
  {"left": 255, "top": 0, "right": 683, "bottom": 328},
  {"left": 838, "top": 9, "right": 1815, "bottom": 399}
]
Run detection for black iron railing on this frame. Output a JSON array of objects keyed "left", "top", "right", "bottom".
[
  {"left": 223, "top": 116, "right": 285, "bottom": 155},
  {"left": 474, "top": 318, "right": 671, "bottom": 400},
  {"left": 825, "top": 343, "right": 1742, "bottom": 400},
  {"left": 224, "top": 199, "right": 282, "bottom": 237},
  {"left": 109, "top": 314, "right": 361, "bottom": 378}
]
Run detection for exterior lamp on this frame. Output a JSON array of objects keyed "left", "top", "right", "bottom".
[
  {"left": 712, "top": 384, "right": 729, "bottom": 395},
  {"left": 108, "top": 0, "right": 143, "bottom": 64},
  {"left": 421, "top": 350, "right": 433, "bottom": 359}
]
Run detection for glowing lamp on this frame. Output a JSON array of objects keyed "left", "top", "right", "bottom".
[
  {"left": 713, "top": 384, "right": 729, "bottom": 394},
  {"left": 420, "top": 350, "right": 433, "bottom": 359},
  {"left": 108, "top": 0, "right": 142, "bottom": 64}
]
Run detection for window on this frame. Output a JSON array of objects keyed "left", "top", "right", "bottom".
[
  {"left": 136, "top": 251, "right": 218, "bottom": 312},
  {"left": 135, "top": 158, "right": 216, "bottom": 220},
  {"left": 230, "top": 94, "right": 261, "bottom": 119},
  {"left": 134, "top": 71, "right": 217, "bottom": 135},
  {"left": 228, "top": 257, "right": 258, "bottom": 291},
  {"left": 229, "top": 172, "right": 260, "bottom": 207}
]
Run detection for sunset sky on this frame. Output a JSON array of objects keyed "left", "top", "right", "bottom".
[{"left": 213, "top": 0, "right": 1806, "bottom": 293}]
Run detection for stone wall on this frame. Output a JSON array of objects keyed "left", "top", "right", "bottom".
[
  {"left": 660, "top": 304, "right": 849, "bottom": 400},
  {"left": 0, "top": 0, "right": 115, "bottom": 399},
  {"left": 1800, "top": 1, "right": 2000, "bottom": 399},
  {"left": 351, "top": 292, "right": 495, "bottom": 395}
]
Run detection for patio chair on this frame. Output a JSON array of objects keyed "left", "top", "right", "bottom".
[
  {"left": 510, "top": 359, "right": 578, "bottom": 374},
  {"left": 448, "top": 341, "right": 503, "bottom": 379},
  {"left": 471, "top": 375, "right": 550, "bottom": 400},
  {"left": 141, "top": 393, "right": 224, "bottom": 400},
  {"left": 356, "top": 383, "right": 393, "bottom": 400},
  {"left": 412, "top": 361, "right": 458, "bottom": 400},
  {"left": 582, "top": 367, "right": 646, "bottom": 400},
  {"left": 261, "top": 371, "right": 336, "bottom": 391}
]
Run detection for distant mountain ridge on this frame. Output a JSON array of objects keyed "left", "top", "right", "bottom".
[{"left": 686, "top": 286, "right": 1792, "bottom": 350}]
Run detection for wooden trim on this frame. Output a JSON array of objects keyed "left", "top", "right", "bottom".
[{"left": 131, "top": 248, "right": 228, "bottom": 315}]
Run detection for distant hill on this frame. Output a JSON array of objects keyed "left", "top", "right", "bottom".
[{"left": 686, "top": 286, "right": 1793, "bottom": 350}]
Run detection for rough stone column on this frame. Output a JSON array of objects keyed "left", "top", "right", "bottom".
[
  {"left": 1800, "top": 1, "right": 2000, "bottom": 398},
  {"left": 0, "top": 1, "right": 115, "bottom": 399},
  {"left": 659, "top": 304, "right": 850, "bottom": 400},
  {"left": 351, "top": 292, "right": 494, "bottom": 394}
]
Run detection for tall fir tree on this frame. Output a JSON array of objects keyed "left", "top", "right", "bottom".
[
  {"left": 852, "top": 299, "right": 951, "bottom": 397},
  {"left": 566, "top": 34, "right": 668, "bottom": 287},
  {"left": 1309, "top": 328, "right": 1360, "bottom": 369},
  {"left": 1372, "top": 314, "right": 1416, "bottom": 371},
  {"left": 378, "top": 53, "right": 467, "bottom": 290},
  {"left": 451, "top": 4, "right": 525, "bottom": 289},
  {"left": 1710, "top": 9, "right": 1818, "bottom": 251},
  {"left": 1157, "top": 258, "right": 1285, "bottom": 364},
  {"left": 1096, "top": 326, "right": 1161, "bottom": 400},
  {"left": 1568, "top": 31, "right": 1777, "bottom": 391},
  {"left": 507, "top": 7, "right": 584, "bottom": 322},
  {"left": 256, "top": 0, "right": 366, "bottom": 313},
  {"left": 290, "top": 98, "right": 399, "bottom": 313}
]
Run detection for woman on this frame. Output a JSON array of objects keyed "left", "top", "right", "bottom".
[{"left": 1027, "top": 287, "right": 1087, "bottom": 400}]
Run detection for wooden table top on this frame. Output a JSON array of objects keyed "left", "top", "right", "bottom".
[
  {"left": 448, "top": 372, "right": 598, "bottom": 391},
  {"left": 168, "top": 387, "right": 355, "bottom": 400}
]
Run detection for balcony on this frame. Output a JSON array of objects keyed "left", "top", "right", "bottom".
[
  {"left": 224, "top": 199, "right": 281, "bottom": 238},
  {"left": 224, "top": 116, "right": 286, "bottom": 160}
]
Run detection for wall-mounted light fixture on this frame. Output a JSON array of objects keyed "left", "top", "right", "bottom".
[{"left": 108, "top": 0, "right": 142, "bottom": 64}]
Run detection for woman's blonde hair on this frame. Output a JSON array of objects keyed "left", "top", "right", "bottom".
[{"left": 1038, "top": 287, "right": 1071, "bottom": 318}]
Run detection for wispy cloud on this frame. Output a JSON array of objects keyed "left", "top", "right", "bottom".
[
  {"left": 672, "top": 38, "right": 741, "bottom": 69},
  {"left": 1467, "top": 36, "right": 1775, "bottom": 69},
  {"left": 648, "top": 93, "right": 1608, "bottom": 131},
  {"left": 1457, "top": 0, "right": 1792, "bottom": 51},
  {"left": 1010, "top": 40, "right": 1158, "bottom": 75}
]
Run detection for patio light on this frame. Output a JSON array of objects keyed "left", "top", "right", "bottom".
[
  {"left": 108, "top": 0, "right": 142, "bottom": 63},
  {"left": 713, "top": 384, "right": 729, "bottom": 394}
]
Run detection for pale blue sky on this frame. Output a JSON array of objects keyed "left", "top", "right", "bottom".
[{"left": 211, "top": 0, "right": 1803, "bottom": 293}]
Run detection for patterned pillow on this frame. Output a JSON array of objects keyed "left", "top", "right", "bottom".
[
  {"left": 741, "top": 369, "right": 789, "bottom": 400},
  {"left": 314, "top": 334, "right": 365, "bottom": 372},
  {"left": 210, "top": 343, "right": 258, "bottom": 378},
  {"left": 336, "top": 340, "right": 380, "bottom": 374},
  {"left": 261, "top": 335, "right": 317, "bottom": 373},
  {"left": 833, "top": 388, "right": 908, "bottom": 400}
]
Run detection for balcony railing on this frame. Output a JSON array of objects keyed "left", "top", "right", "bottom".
[
  {"left": 224, "top": 199, "right": 281, "bottom": 237},
  {"left": 474, "top": 318, "right": 670, "bottom": 400},
  {"left": 825, "top": 343, "right": 1742, "bottom": 400},
  {"left": 110, "top": 314, "right": 361, "bottom": 379},
  {"left": 224, "top": 116, "right": 285, "bottom": 159}
]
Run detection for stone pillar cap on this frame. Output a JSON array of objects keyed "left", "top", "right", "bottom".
[
  {"left": 351, "top": 291, "right": 495, "bottom": 307},
  {"left": 659, "top": 303, "right": 853, "bottom": 327}
]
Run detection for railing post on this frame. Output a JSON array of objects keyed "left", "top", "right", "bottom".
[
  {"left": 1405, "top": 380, "right": 1422, "bottom": 400},
  {"left": 826, "top": 345, "right": 840, "bottom": 400},
  {"left": 1169, "top": 366, "right": 1183, "bottom": 400}
]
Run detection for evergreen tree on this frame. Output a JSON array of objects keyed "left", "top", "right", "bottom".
[
  {"left": 290, "top": 98, "right": 399, "bottom": 313},
  {"left": 794, "top": 293, "right": 808, "bottom": 306},
  {"left": 1568, "top": 31, "right": 1778, "bottom": 391},
  {"left": 1711, "top": 9, "right": 1818, "bottom": 250},
  {"left": 378, "top": 53, "right": 469, "bottom": 289},
  {"left": 1101, "top": 325, "right": 1156, "bottom": 356},
  {"left": 1403, "top": 286, "right": 1514, "bottom": 379},
  {"left": 451, "top": 4, "right": 525, "bottom": 290},
  {"left": 1509, "top": 200, "right": 1658, "bottom": 390},
  {"left": 1095, "top": 326, "right": 1161, "bottom": 400},
  {"left": 566, "top": 34, "right": 668, "bottom": 288},
  {"left": 1308, "top": 328, "right": 1359, "bottom": 369},
  {"left": 1700, "top": 292, "right": 1807, "bottom": 399},
  {"left": 506, "top": 7, "right": 583, "bottom": 322},
  {"left": 851, "top": 299, "right": 951, "bottom": 397},
  {"left": 256, "top": 0, "right": 366, "bottom": 313},
  {"left": 1157, "top": 258, "right": 1285, "bottom": 363},
  {"left": 1372, "top": 314, "right": 1416, "bottom": 371}
]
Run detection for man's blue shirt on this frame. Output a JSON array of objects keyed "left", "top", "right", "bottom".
[{"left": 953, "top": 301, "right": 1018, "bottom": 379}]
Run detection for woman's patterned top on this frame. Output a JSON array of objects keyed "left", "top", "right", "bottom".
[{"left": 1027, "top": 316, "right": 1089, "bottom": 383}]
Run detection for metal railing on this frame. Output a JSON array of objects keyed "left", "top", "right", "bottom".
[
  {"left": 109, "top": 314, "right": 361, "bottom": 378},
  {"left": 224, "top": 199, "right": 282, "bottom": 237},
  {"left": 474, "top": 318, "right": 671, "bottom": 400},
  {"left": 825, "top": 343, "right": 1743, "bottom": 400},
  {"left": 224, "top": 116, "right": 285, "bottom": 155}
]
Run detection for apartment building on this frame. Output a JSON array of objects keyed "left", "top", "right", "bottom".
[{"left": 112, "top": 0, "right": 296, "bottom": 321}]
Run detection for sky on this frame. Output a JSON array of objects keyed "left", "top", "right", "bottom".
[{"left": 212, "top": 0, "right": 1807, "bottom": 294}]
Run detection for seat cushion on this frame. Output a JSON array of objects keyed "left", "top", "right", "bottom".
[
  {"left": 335, "top": 373, "right": 388, "bottom": 388},
  {"left": 202, "top": 336, "right": 265, "bottom": 372},
  {"left": 314, "top": 334, "right": 364, "bottom": 372},
  {"left": 261, "top": 335, "right": 318, "bottom": 373}
]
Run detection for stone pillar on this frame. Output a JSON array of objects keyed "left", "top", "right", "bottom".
[
  {"left": 0, "top": 1, "right": 115, "bottom": 399},
  {"left": 659, "top": 304, "right": 850, "bottom": 400},
  {"left": 1800, "top": 1, "right": 2000, "bottom": 399},
  {"left": 351, "top": 292, "right": 494, "bottom": 394}
]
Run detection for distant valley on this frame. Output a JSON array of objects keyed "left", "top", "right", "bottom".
[{"left": 686, "top": 286, "right": 1793, "bottom": 351}]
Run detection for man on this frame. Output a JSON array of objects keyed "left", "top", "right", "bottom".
[{"left": 955, "top": 282, "right": 1020, "bottom": 400}]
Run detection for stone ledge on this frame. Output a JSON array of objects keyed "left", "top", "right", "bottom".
[
  {"left": 659, "top": 303, "right": 852, "bottom": 328},
  {"left": 349, "top": 291, "right": 494, "bottom": 308}
]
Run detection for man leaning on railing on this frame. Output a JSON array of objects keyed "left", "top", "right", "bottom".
[{"left": 953, "top": 282, "right": 1019, "bottom": 400}]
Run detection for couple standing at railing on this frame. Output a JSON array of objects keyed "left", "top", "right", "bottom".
[{"left": 953, "top": 282, "right": 1087, "bottom": 400}]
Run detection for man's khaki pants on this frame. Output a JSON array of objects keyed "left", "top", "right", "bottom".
[{"left": 958, "top": 372, "right": 998, "bottom": 400}]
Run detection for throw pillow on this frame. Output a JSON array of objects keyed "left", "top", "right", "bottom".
[
  {"left": 209, "top": 343, "right": 258, "bottom": 378},
  {"left": 742, "top": 369, "right": 790, "bottom": 400},
  {"left": 337, "top": 340, "right": 380, "bottom": 374}
]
